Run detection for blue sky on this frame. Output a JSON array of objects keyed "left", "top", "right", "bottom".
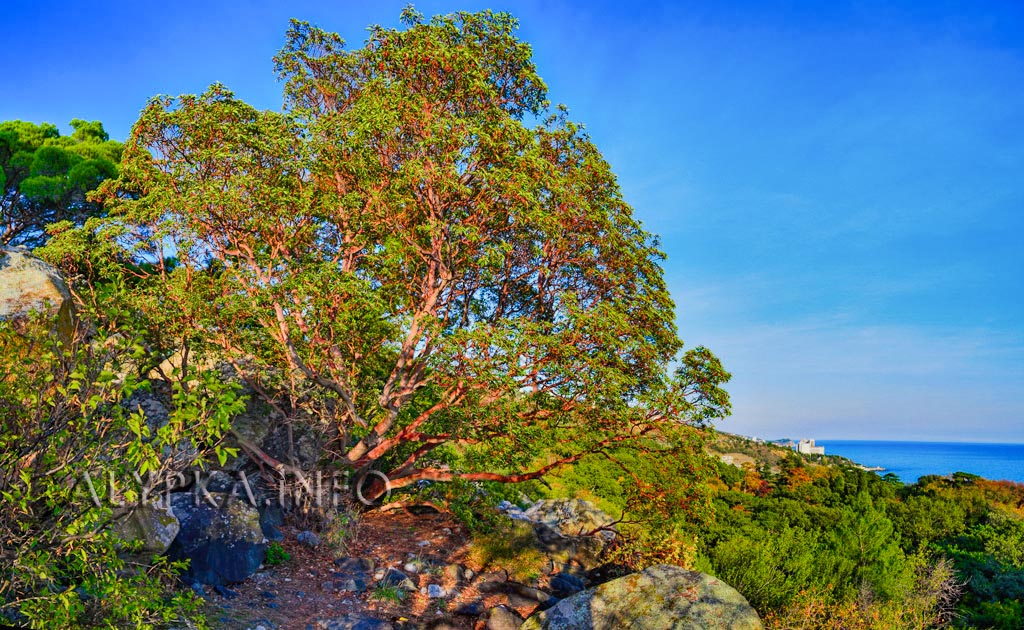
[{"left": 4, "top": 0, "right": 1022, "bottom": 442}]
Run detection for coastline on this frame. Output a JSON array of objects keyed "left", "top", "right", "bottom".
[{"left": 817, "top": 439, "right": 1024, "bottom": 484}]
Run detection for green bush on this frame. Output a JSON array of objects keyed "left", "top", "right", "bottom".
[
  {"left": 264, "top": 542, "right": 291, "bottom": 567},
  {"left": 0, "top": 307, "right": 240, "bottom": 628}
]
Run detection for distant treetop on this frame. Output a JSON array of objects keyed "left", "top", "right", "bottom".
[{"left": 0, "top": 119, "right": 122, "bottom": 248}]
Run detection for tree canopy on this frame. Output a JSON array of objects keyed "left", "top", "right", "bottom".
[
  {"left": 0, "top": 119, "right": 122, "bottom": 247},
  {"left": 51, "top": 9, "right": 730, "bottom": 498}
]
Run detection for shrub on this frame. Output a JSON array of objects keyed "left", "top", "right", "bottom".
[{"left": 0, "top": 306, "right": 239, "bottom": 627}]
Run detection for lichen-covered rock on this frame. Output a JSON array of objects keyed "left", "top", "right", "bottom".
[
  {"left": 519, "top": 498, "right": 616, "bottom": 571},
  {"left": 111, "top": 502, "right": 180, "bottom": 559},
  {"left": 521, "top": 564, "right": 763, "bottom": 630},
  {"left": 0, "top": 247, "right": 73, "bottom": 337},
  {"left": 484, "top": 605, "right": 524, "bottom": 630},
  {"left": 523, "top": 499, "right": 615, "bottom": 537},
  {"left": 166, "top": 492, "right": 266, "bottom": 585}
]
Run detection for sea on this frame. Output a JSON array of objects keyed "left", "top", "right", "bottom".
[{"left": 817, "top": 440, "right": 1024, "bottom": 484}]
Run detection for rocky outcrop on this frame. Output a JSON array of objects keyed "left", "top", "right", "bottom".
[
  {"left": 0, "top": 247, "right": 73, "bottom": 337},
  {"left": 521, "top": 564, "right": 763, "bottom": 630},
  {"left": 166, "top": 492, "right": 266, "bottom": 585},
  {"left": 499, "top": 498, "right": 616, "bottom": 572}
]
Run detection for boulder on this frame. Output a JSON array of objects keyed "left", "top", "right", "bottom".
[
  {"left": 484, "top": 605, "right": 524, "bottom": 630},
  {"left": 122, "top": 385, "right": 171, "bottom": 433},
  {"left": 111, "top": 502, "right": 180, "bottom": 559},
  {"left": 520, "top": 564, "right": 763, "bottom": 630},
  {"left": 519, "top": 498, "right": 617, "bottom": 571},
  {"left": 297, "top": 530, "right": 321, "bottom": 548},
  {"left": 166, "top": 492, "right": 266, "bottom": 585},
  {"left": 380, "top": 568, "right": 416, "bottom": 591},
  {"left": 0, "top": 247, "right": 73, "bottom": 337},
  {"left": 524, "top": 498, "right": 616, "bottom": 539}
]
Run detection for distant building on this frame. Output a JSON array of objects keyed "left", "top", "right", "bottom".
[{"left": 796, "top": 439, "right": 825, "bottom": 455}]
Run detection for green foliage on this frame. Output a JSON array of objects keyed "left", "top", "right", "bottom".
[
  {"left": 0, "top": 295, "right": 239, "bottom": 626},
  {"left": 695, "top": 449, "right": 1024, "bottom": 628},
  {"left": 939, "top": 509, "right": 1024, "bottom": 628},
  {"left": 0, "top": 119, "right": 121, "bottom": 247},
  {"left": 264, "top": 542, "right": 291, "bottom": 567},
  {"left": 370, "top": 584, "right": 407, "bottom": 603}
]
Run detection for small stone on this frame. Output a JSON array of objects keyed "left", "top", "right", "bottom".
[
  {"left": 427, "top": 584, "right": 446, "bottom": 598},
  {"left": 260, "top": 590, "right": 277, "bottom": 599},
  {"left": 380, "top": 568, "right": 416, "bottom": 591},
  {"left": 334, "top": 557, "right": 374, "bottom": 573},
  {"left": 417, "top": 540, "right": 431, "bottom": 547},
  {"left": 509, "top": 582, "right": 551, "bottom": 603},
  {"left": 297, "top": 530, "right": 321, "bottom": 547},
  {"left": 443, "top": 564, "right": 462, "bottom": 584},
  {"left": 338, "top": 577, "right": 368, "bottom": 593},
  {"left": 455, "top": 601, "right": 485, "bottom": 616},
  {"left": 404, "top": 562, "right": 418, "bottom": 573}
]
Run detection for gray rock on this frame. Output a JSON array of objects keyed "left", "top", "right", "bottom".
[
  {"left": 454, "top": 600, "right": 485, "bottom": 616},
  {"left": 312, "top": 614, "right": 393, "bottom": 630},
  {"left": 336, "top": 577, "right": 368, "bottom": 593},
  {"left": 484, "top": 605, "right": 524, "bottom": 630},
  {"left": 111, "top": 502, "right": 180, "bottom": 560},
  {"left": 508, "top": 581, "right": 551, "bottom": 603},
  {"left": 297, "top": 530, "right": 321, "bottom": 547},
  {"left": 380, "top": 568, "right": 416, "bottom": 591},
  {"left": 517, "top": 498, "right": 617, "bottom": 571},
  {"left": 166, "top": 492, "right": 266, "bottom": 585},
  {"left": 330, "top": 557, "right": 373, "bottom": 593},
  {"left": 523, "top": 498, "right": 616, "bottom": 538},
  {"left": 123, "top": 388, "right": 170, "bottom": 432},
  {"left": 334, "top": 557, "right": 374, "bottom": 573},
  {"left": 520, "top": 564, "right": 764, "bottom": 630},
  {"left": 262, "top": 423, "right": 322, "bottom": 470},
  {"left": 427, "top": 583, "right": 446, "bottom": 598},
  {"left": 549, "top": 572, "right": 586, "bottom": 598},
  {"left": 260, "top": 502, "right": 285, "bottom": 542},
  {"left": 0, "top": 247, "right": 73, "bottom": 337}
]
